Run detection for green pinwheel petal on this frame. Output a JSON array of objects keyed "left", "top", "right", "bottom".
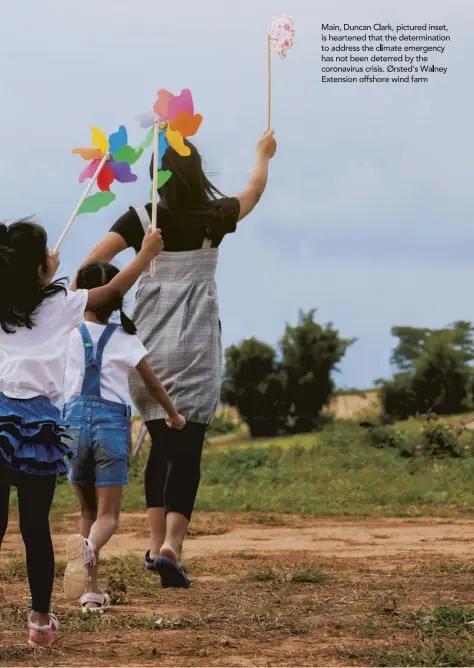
[
  {"left": 112, "top": 145, "right": 144, "bottom": 165},
  {"left": 149, "top": 170, "right": 173, "bottom": 198},
  {"left": 158, "top": 170, "right": 172, "bottom": 187},
  {"left": 139, "top": 127, "right": 155, "bottom": 149},
  {"left": 78, "top": 191, "right": 116, "bottom": 214}
]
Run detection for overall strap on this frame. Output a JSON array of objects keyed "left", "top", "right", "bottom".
[
  {"left": 134, "top": 206, "right": 150, "bottom": 231},
  {"left": 95, "top": 324, "right": 119, "bottom": 371},
  {"left": 78, "top": 323, "right": 119, "bottom": 398}
]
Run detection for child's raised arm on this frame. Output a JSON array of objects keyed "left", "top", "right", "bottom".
[
  {"left": 135, "top": 358, "right": 186, "bottom": 430},
  {"left": 75, "top": 227, "right": 163, "bottom": 312}
]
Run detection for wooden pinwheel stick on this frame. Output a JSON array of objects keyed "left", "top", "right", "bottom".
[
  {"left": 267, "top": 34, "right": 272, "bottom": 130},
  {"left": 150, "top": 118, "right": 160, "bottom": 277},
  {"left": 54, "top": 153, "right": 110, "bottom": 252}
]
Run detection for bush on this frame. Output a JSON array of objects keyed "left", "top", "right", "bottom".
[
  {"left": 421, "top": 421, "right": 463, "bottom": 458},
  {"left": 368, "top": 425, "right": 415, "bottom": 457},
  {"left": 222, "top": 310, "right": 355, "bottom": 437}
]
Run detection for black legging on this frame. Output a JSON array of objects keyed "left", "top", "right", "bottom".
[
  {"left": 145, "top": 420, "right": 206, "bottom": 520},
  {"left": 0, "top": 465, "right": 56, "bottom": 613}
]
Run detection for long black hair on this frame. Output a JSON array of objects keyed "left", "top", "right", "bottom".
[
  {"left": 76, "top": 262, "right": 136, "bottom": 335},
  {"left": 0, "top": 219, "right": 66, "bottom": 334},
  {"left": 151, "top": 138, "right": 226, "bottom": 234}
]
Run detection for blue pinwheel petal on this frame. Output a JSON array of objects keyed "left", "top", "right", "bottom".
[
  {"left": 108, "top": 125, "right": 128, "bottom": 154},
  {"left": 158, "top": 132, "right": 169, "bottom": 169}
]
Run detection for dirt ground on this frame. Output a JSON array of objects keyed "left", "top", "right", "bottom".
[{"left": 2, "top": 512, "right": 474, "bottom": 666}]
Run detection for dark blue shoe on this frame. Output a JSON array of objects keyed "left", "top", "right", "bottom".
[
  {"left": 144, "top": 551, "right": 165, "bottom": 587},
  {"left": 154, "top": 556, "right": 190, "bottom": 588}
]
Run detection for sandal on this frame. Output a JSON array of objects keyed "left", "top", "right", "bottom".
[
  {"left": 154, "top": 556, "right": 190, "bottom": 589},
  {"left": 64, "top": 535, "right": 96, "bottom": 601},
  {"left": 80, "top": 591, "right": 111, "bottom": 615}
]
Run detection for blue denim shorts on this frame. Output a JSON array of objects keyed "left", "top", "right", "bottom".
[{"left": 63, "top": 397, "right": 131, "bottom": 487}]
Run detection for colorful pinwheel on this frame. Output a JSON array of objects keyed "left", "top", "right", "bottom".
[
  {"left": 136, "top": 88, "right": 203, "bottom": 187},
  {"left": 71, "top": 126, "right": 142, "bottom": 214}
]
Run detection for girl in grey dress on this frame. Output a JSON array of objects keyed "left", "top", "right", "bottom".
[{"left": 76, "top": 129, "right": 277, "bottom": 586}]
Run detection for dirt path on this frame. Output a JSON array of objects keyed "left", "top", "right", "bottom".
[
  {"left": 3, "top": 513, "right": 474, "bottom": 666},
  {"left": 3, "top": 512, "right": 474, "bottom": 562}
]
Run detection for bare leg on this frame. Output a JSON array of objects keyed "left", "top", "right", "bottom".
[
  {"left": 147, "top": 507, "right": 166, "bottom": 560},
  {"left": 81, "top": 487, "right": 122, "bottom": 608},
  {"left": 160, "top": 512, "right": 189, "bottom": 563}
]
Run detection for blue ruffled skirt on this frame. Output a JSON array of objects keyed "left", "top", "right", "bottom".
[{"left": 0, "top": 393, "right": 72, "bottom": 476}]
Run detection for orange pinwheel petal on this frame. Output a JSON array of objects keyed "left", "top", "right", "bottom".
[
  {"left": 169, "top": 112, "right": 203, "bottom": 137},
  {"left": 72, "top": 147, "right": 102, "bottom": 160},
  {"left": 153, "top": 89, "right": 174, "bottom": 119}
]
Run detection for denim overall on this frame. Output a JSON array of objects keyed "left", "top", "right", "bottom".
[{"left": 63, "top": 324, "right": 131, "bottom": 487}]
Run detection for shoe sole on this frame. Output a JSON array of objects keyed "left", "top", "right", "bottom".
[{"left": 63, "top": 534, "right": 88, "bottom": 601}]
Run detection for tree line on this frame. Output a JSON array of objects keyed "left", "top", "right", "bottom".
[{"left": 222, "top": 311, "right": 474, "bottom": 436}]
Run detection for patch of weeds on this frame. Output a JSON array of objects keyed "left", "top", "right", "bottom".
[
  {"left": 404, "top": 604, "right": 474, "bottom": 638},
  {"left": 59, "top": 609, "right": 158, "bottom": 633},
  {"left": 291, "top": 563, "right": 327, "bottom": 584},
  {"left": 248, "top": 562, "right": 327, "bottom": 585},
  {"left": 154, "top": 614, "right": 204, "bottom": 629},
  {"left": 357, "top": 618, "right": 379, "bottom": 638},
  {"left": 0, "top": 556, "right": 26, "bottom": 580},
  {"left": 0, "top": 645, "right": 39, "bottom": 665},
  {"left": 230, "top": 551, "right": 259, "bottom": 560},
  {"left": 107, "top": 573, "right": 128, "bottom": 604},
  {"left": 248, "top": 566, "right": 284, "bottom": 583},
  {"left": 250, "top": 609, "right": 311, "bottom": 635},
  {"left": 345, "top": 640, "right": 474, "bottom": 667}
]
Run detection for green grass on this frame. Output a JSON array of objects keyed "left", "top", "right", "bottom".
[{"left": 26, "top": 418, "right": 474, "bottom": 517}]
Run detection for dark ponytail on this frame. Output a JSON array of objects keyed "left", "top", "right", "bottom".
[
  {"left": 76, "top": 261, "right": 137, "bottom": 335},
  {"left": 120, "top": 309, "right": 137, "bottom": 334}
]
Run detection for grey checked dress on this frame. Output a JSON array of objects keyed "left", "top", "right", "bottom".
[{"left": 128, "top": 207, "right": 222, "bottom": 425}]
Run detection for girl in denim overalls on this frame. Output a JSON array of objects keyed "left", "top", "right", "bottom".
[{"left": 62, "top": 262, "right": 184, "bottom": 613}]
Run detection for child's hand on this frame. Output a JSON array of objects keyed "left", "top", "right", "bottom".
[
  {"left": 165, "top": 414, "right": 186, "bottom": 430},
  {"left": 257, "top": 130, "right": 277, "bottom": 160},
  {"left": 141, "top": 227, "right": 164, "bottom": 259}
]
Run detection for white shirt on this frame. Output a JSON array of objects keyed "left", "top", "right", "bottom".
[
  {"left": 0, "top": 290, "right": 88, "bottom": 403},
  {"left": 64, "top": 321, "right": 148, "bottom": 405}
]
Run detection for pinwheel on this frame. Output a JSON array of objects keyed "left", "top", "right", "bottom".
[
  {"left": 267, "top": 14, "right": 295, "bottom": 128},
  {"left": 136, "top": 88, "right": 203, "bottom": 275},
  {"left": 54, "top": 125, "right": 142, "bottom": 252}
]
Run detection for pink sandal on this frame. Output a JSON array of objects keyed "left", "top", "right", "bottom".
[
  {"left": 27, "top": 613, "right": 59, "bottom": 647},
  {"left": 80, "top": 591, "right": 110, "bottom": 615}
]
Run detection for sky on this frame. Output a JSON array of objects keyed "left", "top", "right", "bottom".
[{"left": 0, "top": 0, "right": 472, "bottom": 390}]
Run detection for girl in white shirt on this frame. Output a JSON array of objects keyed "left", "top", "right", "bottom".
[
  {"left": 62, "top": 261, "right": 185, "bottom": 613},
  {"left": 0, "top": 218, "right": 163, "bottom": 646}
]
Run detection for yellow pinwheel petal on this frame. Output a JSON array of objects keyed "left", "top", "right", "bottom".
[
  {"left": 165, "top": 125, "right": 191, "bottom": 157},
  {"left": 91, "top": 126, "right": 109, "bottom": 154}
]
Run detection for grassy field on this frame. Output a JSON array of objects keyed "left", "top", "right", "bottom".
[{"left": 35, "top": 417, "right": 474, "bottom": 518}]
